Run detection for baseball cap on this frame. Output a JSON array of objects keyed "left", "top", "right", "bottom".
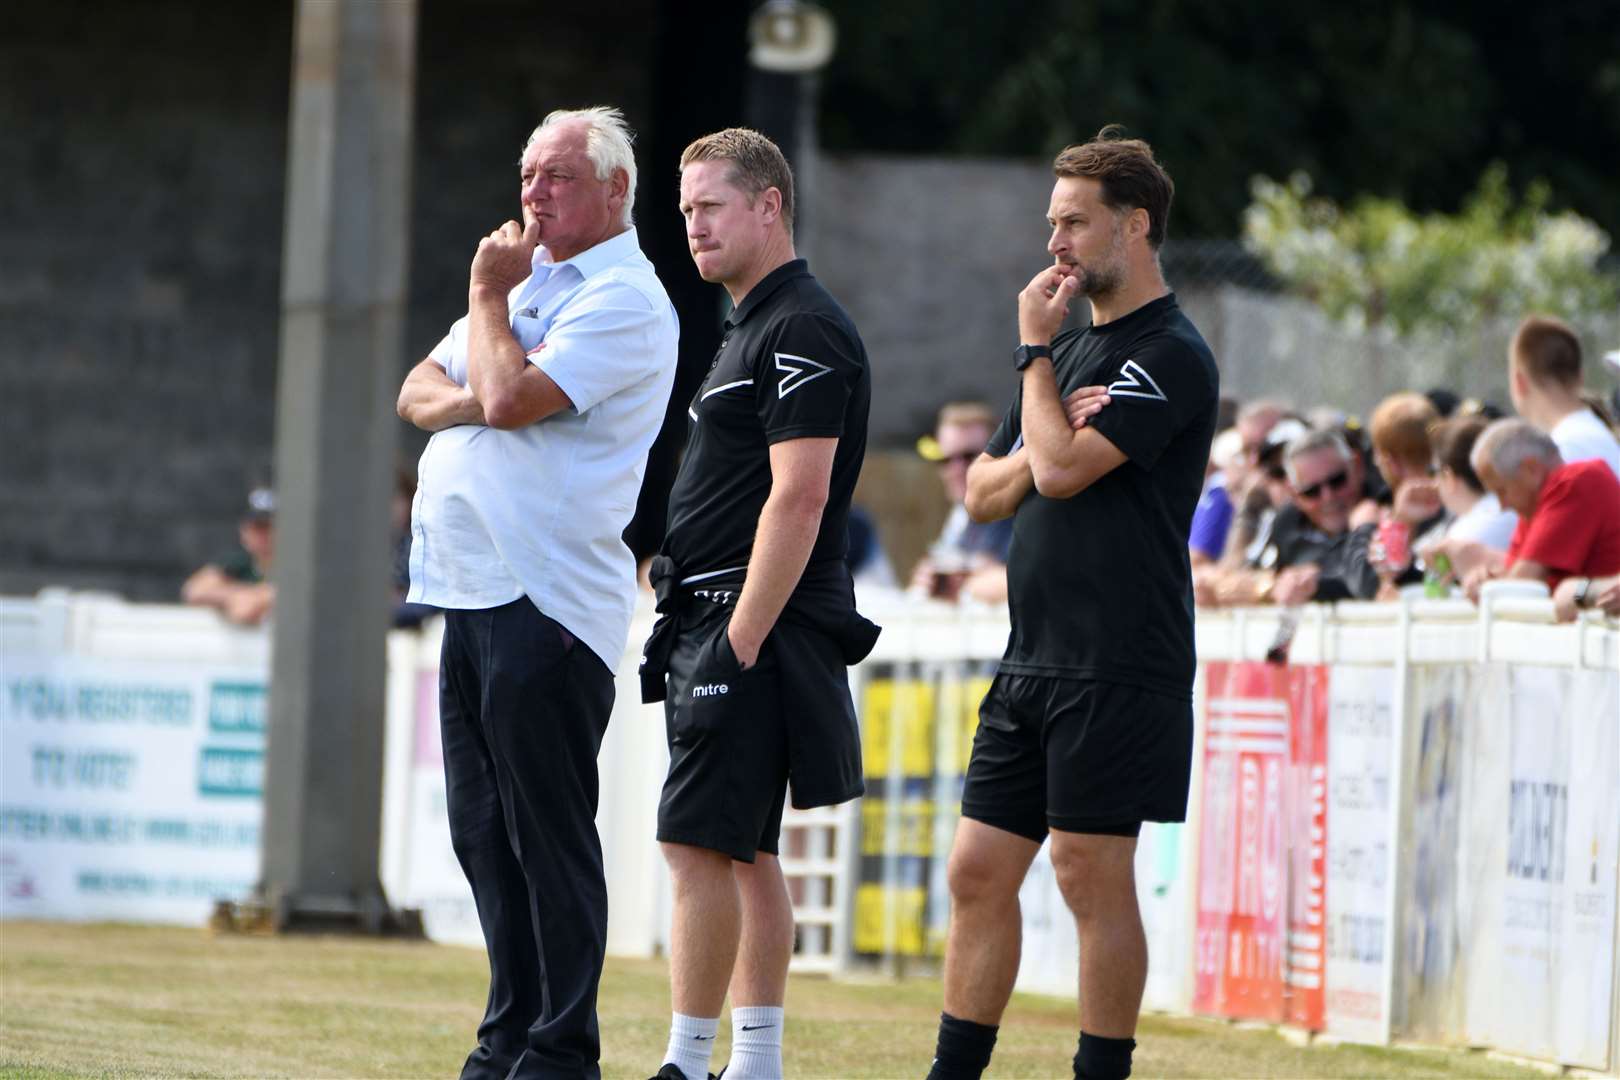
[{"left": 244, "top": 486, "right": 276, "bottom": 521}]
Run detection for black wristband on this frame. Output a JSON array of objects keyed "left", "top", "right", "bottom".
[{"left": 1014, "top": 344, "right": 1052, "bottom": 371}]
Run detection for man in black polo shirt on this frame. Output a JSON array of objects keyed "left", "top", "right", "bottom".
[
  {"left": 926, "top": 129, "right": 1218, "bottom": 1080},
  {"left": 639, "top": 128, "right": 877, "bottom": 1080}
]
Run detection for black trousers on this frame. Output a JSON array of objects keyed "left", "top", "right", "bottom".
[{"left": 439, "top": 597, "right": 616, "bottom": 1080}]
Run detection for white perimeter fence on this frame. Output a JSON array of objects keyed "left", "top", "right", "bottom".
[{"left": 2, "top": 589, "right": 1615, "bottom": 1071}]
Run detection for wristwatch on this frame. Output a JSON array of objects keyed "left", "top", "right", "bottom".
[
  {"left": 1574, "top": 577, "right": 1593, "bottom": 608},
  {"left": 1014, "top": 344, "right": 1052, "bottom": 371}
]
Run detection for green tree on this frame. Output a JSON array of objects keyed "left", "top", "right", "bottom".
[
  {"left": 816, "top": 0, "right": 1620, "bottom": 239},
  {"left": 1242, "top": 165, "right": 1618, "bottom": 337}
]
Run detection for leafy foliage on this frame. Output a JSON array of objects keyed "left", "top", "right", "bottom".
[{"left": 1242, "top": 165, "right": 1618, "bottom": 337}]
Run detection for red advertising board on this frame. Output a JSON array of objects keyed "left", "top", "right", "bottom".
[{"left": 1194, "top": 660, "right": 1328, "bottom": 1028}]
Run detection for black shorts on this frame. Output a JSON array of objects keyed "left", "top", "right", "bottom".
[
  {"left": 960, "top": 673, "right": 1193, "bottom": 842},
  {"left": 657, "top": 601, "right": 790, "bottom": 862}
]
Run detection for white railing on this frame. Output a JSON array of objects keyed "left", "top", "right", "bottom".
[{"left": 2, "top": 589, "right": 1615, "bottom": 1072}]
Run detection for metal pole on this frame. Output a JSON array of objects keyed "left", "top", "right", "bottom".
[{"left": 254, "top": 0, "right": 419, "bottom": 933}]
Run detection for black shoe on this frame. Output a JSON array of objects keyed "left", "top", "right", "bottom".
[{"left": 648, "top": 1066, "right": 719, "bottom": 1080}]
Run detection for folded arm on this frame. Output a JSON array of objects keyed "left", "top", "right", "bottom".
[
  {"left": 1016, "top": 268, "right": 1128, "bottom": 499},
  {"left": 465, "top": 285, "right": 573, "bottom": 429},
  {"left": 964, "top": 448, "right": 1033, "bottom": 522},
  {"left": 396, "top": 358, "right": 486, "bottom": 432}
]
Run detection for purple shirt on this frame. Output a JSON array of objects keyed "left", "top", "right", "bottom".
[{"left": 1189, "top": 473, "right": 1233, "bottom": 559}]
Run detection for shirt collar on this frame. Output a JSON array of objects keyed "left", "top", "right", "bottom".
[
  {"left": 725, "top": 258, "right": 811, "bottom": 329},
  {"left": 1088, "top": 292, "right": 1178, "bottom": 334},
  {"left": 534, "top": 226, "right": 641, "bottom": 280}
]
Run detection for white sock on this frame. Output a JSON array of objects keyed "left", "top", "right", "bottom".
[
  {"left": 664, "top": 1013, "right": 719, "bottom": 1080},
  {"left": 725, "top": 1005, "right": 785, "bottom": 1079}
]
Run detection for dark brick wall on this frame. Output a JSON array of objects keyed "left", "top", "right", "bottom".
[
  {"left": 0, "top": 2, "right": 295, "bottom": 598},
  {"left": 0, "top": 0, "right": 670, "bottom": 601}
]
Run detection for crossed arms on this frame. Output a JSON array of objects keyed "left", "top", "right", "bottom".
[
  {"left": 964, "top": 383, "right": 1125, "bottom": 522},
  {"left": 398, "top": 221, "right": 575, "bottom": 433},
  {"left": 395, "top": 283, "right": 574, "bottom": 433}
]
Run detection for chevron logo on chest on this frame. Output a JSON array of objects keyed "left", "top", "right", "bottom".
[
  {"left": 774, "top": 351, "right": 833, "bottom": 398},
  {"left": 1106, "top": 358, "right": 1168, "bottom": 402}
]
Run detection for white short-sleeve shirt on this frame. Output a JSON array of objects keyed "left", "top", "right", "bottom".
[
  {"left": 1551, "top": 408, "right": 1620, "bottom": 481},
  {"left": 407, "top": 227, "right": 679, "bottom": 667}
]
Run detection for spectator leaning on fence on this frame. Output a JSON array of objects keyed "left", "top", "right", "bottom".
[
  {"left": 1204, "top": 428, "right": 1374, "bottom": 606},
  {"left": 1188, "top": 427, "right": 1240, "bottom": 566},
  {"left": 1433, "top": 419, "right": 1620, "bottom": 602},
  {"left": 180, "top": 486, "right": 277, "bottom": 626},
  {"left": 1341, "top": 392, "right": 1448, "bottom": 600},
  {"left": 1417, "top": 416, "right": 1518, "bottom": 556},
  {"left": 910, "top": 401, "right": 1016, "bottom": 603},
  {"left": 1509, "top": 314, "right": 1620, "bottom": 480},
  {"left": 1204, "top": 400, "right": 1288, "bottom": 567},
  {"left": 1553, "top": 572, "right": 1620, "bottom": 621}
]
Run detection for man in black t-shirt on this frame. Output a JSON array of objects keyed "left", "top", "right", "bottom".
[
  {"left": 639, "top": 128, "right": 877, "bottom": 1080},
  {"left": 927, "top": 130, "right": 1218, "bottom": 1080}
]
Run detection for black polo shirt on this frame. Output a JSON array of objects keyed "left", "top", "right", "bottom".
[
  {"left": 662, "top": 259, "right": 870, "bottom": 580},
  {"left": 987, "top": 293, "right": 1218, "bottom": 698}
]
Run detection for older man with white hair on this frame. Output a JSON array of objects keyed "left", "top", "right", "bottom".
[
  {"left": 397, "top": 106, "right": 678, "bottom": 1080},
  {"left": 1434, "top": 418, "right": 1620, "bottom": 601}
]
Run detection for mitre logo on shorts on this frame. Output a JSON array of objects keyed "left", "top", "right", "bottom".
[
  {"left": 1106, "top": 358, "right": 1168, "bottom": 402},
  {"left": 690, "top": 682, "right": 730, "bottom": 699}
]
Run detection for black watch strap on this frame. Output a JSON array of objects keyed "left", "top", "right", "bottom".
[
  {"left": 1014, "top": 343, "right": 1052, "bottom": 371},
  {"left": 1574, "top": 577, "right": 1593, "bottom": 608}
]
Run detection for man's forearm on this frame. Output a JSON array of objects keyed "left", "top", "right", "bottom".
[
  {"left": 728, "top": 493, "right": 825, "bottom": 656},
  {"left": 398, "top": 361, "right": 485, "bottom": 432},
  {"left": 1213, "top": 568, "right": 1277, "bottom": 606},
  {"left": 964, "top": 448, "right": 1034, "bottom": 521},
  {"left": 1021, "top": 360, "right": 1076, "bottom": 477},
  {"left": 466, "top": 286, "right": 529, "bottom": 414},
  {"left": 1019, "top": 359, "right": 1125, "bottom": 497}
]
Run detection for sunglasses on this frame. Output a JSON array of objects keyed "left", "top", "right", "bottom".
[
  {"left": 935, "top": 452, "right": 978, "bottom": 467},
  {"left": 1296, "top": 469, "right": 1351, "bottom": 499}
]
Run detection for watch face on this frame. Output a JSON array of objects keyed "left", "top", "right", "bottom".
[{"left": 1014, "top": 345, "right": 1048, "bottom": 371}]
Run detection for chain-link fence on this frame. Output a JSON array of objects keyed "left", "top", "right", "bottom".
[{"left": 1165, "top": 239, "right": 1620, "bottom": 420}]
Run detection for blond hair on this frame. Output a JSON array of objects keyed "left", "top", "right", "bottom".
[{"left": 681, "top": 127, "right": 795, "bottom": 235}]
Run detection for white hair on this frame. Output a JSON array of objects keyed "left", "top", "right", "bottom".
[
  {"left": 1471, "top": 418, "right": 1562, "bottom": 478},
  {"left": 524, "top": 106, "right": 638, "bottom": 227},
  {"left": 1283, "top": 428, "right": 1352, "bottom": 485}
]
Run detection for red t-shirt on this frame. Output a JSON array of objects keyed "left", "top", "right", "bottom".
[{"left": 1507, "top": 459, "right": 1620, "bottom": 586}]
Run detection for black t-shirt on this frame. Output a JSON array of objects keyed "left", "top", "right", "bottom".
[
  {"left": 987, "top": 293, "right": 1218, "bottom": 697},
  {"left": 662, "top": 259, "right": 870, "bottom": 579}
]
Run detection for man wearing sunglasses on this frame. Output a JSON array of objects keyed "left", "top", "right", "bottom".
[
  {"left": 1215, "top": 428, "right": 1377, "bottom": 605},
  {"left": 910, "top": 402, "right": 1016, "bottom": 603}
]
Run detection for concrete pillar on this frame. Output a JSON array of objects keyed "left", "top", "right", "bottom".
[{"left": 259, "top": 0, "right": 418, "bottom": 931}]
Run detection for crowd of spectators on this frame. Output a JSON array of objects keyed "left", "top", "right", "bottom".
[
  {"left": 184, "top": 317, "right": 1617, "bottom": 628},
  {"left": 1186, "top": 314, "right": 1620, "bottom": 622}
]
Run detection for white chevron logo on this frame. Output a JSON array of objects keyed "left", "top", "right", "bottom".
[
  {"left": 774, "top": 351, "right": 833, "bottom": 399},
  {"left": 1106, "top": 358, "right": 1168, "bottom": 402}
]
